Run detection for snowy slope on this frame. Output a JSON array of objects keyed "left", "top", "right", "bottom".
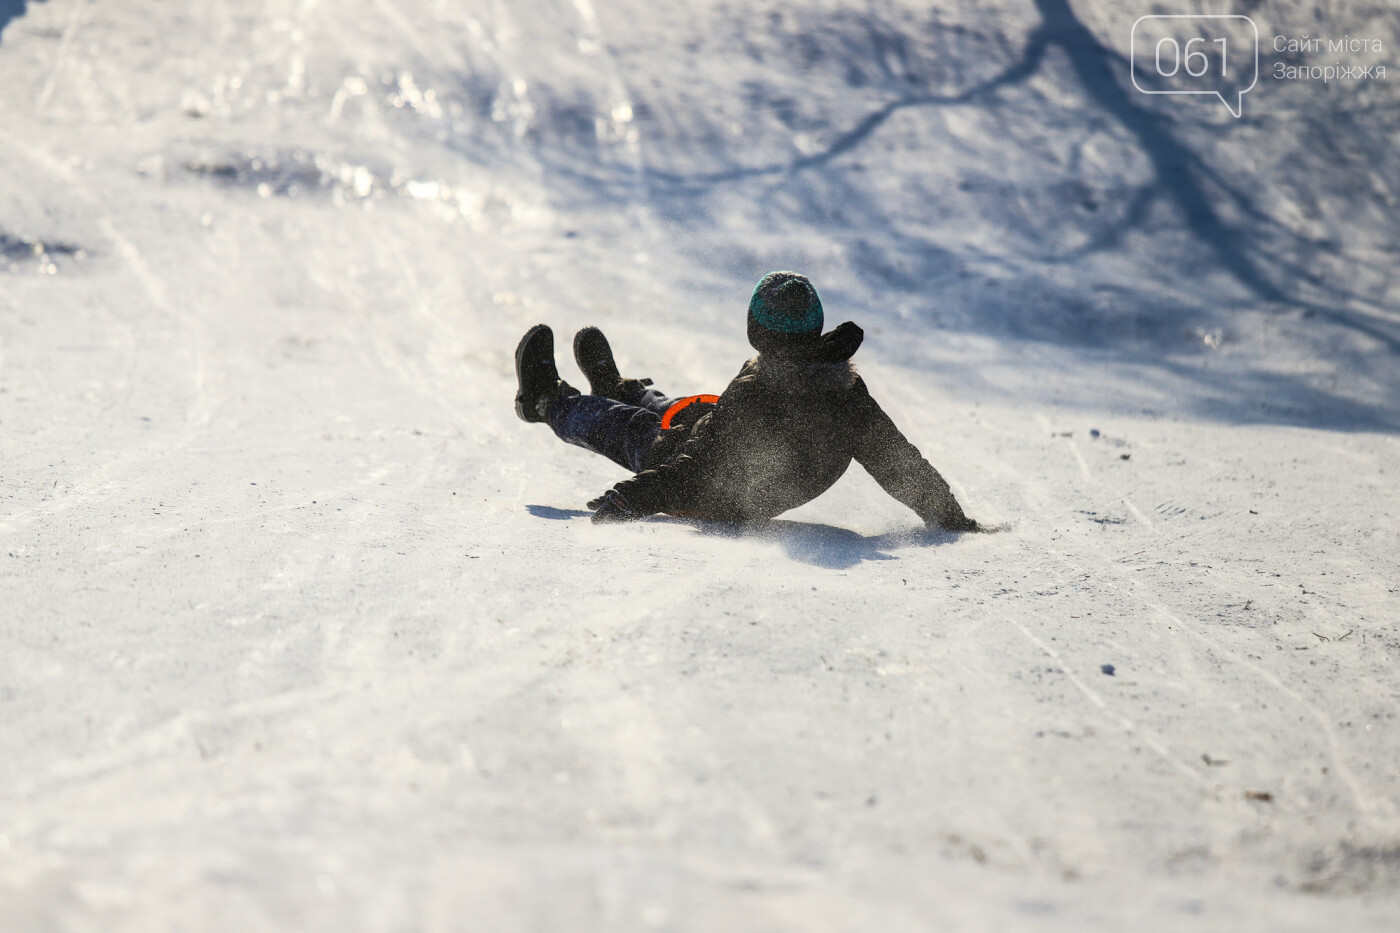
[{"left": 2, "top": 0, "right": 1399, "bottom": 930}]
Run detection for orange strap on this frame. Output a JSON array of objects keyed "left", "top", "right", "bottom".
[{"left": 660, "top": 394, "right": 720, "bottom": 430}]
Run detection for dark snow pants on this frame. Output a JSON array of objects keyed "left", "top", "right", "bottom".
[{"left": 547, "top": 385, "right": 679, "bottom": 474}]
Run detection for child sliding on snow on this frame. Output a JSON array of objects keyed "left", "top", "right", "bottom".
[{"left": 513, "top": 271, "right": 978, "bottom": 530}]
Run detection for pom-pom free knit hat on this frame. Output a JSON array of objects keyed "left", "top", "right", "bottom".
[{"left": 747, "top": 271, "right": 824, "bottom": 337}]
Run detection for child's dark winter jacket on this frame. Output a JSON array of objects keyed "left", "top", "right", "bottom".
[{"left": 607, "top": 323, "right": 973, "bottom": 529}]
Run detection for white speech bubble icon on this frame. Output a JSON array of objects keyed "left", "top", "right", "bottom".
[{"left": 1131, "top": 15, "right": 1259, "bottom": 118}]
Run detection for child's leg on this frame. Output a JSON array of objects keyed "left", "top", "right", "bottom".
[
  {"left": 573, "top": 327, "right": 676, "bottom": 416},
  {"left": 547, "top": 394, "right": 663, "bottom": 474},
  {"left": 593, "top": 374, "right": 674, "bottom": 416},
  {"left": 629, "top": 383, "right": 677, "bottom": 416}
]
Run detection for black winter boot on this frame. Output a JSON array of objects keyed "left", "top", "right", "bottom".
[
  {"left": 572, "top": 326, "right": 622, "bottom": 397},
  {"left": 514, "top": 324, "right": 577, "bottom": 423},
  {"left": 573, "top": 326, "right": 652, "bottom": 405}
]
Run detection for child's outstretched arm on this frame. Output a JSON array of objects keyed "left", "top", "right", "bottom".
[{"left": 849, "top": 379, "right": 977, "bottom": 531}]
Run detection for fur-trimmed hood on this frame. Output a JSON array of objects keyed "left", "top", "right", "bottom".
[
  {"left": 750, "top": 353, "right": 859, "bottom": 392},
  {"left": 749, "top": 320, "right": 863, "bottom": 392}
]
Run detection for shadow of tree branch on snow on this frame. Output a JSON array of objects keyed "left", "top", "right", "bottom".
[{"left": 0, "top": 1, "right": 40, "bottom": 44}]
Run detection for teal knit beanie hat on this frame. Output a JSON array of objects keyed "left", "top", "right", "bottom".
[{"left": 748, "top": 271, "right": 824, "bottom": 336}]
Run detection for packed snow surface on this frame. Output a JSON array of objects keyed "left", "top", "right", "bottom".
[{"left": 2, "top": 0, "right": 1399, "bottom": 929}]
